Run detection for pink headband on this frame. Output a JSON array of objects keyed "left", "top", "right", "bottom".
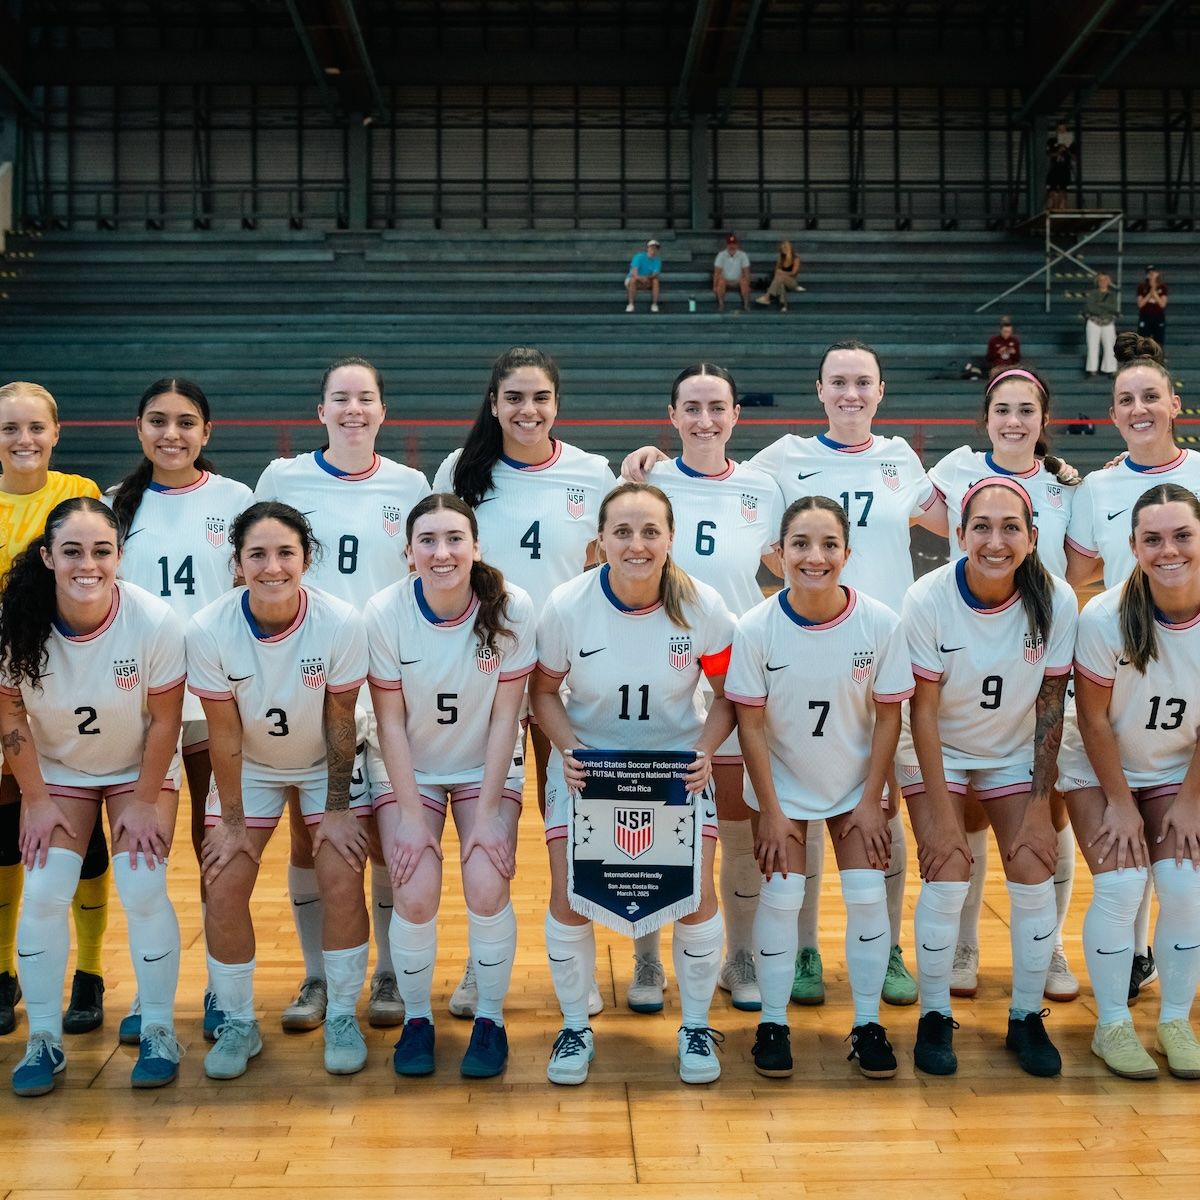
[
  {"left": 985, "top": 368, "right": 1046, "bottom": 398},
  {"left": 961, "top": 475, "right": 1034, "bottom": 516}
]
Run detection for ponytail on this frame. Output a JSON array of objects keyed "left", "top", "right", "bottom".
[
  {"left": 1118, "top": 566, "right": 1159, "bottom": 674},
  {"left": 660, "top": 558, "right": 698, "bottom": 630},
  {"left": 469, "top": 561, "right": 517, "bottom": 652},
  {"left": 1013, "top": 552, "right": 1055, "bottom": 644}
]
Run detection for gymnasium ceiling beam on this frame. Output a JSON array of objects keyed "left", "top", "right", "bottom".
[
  {"left": 0, "top": 10, "right": 41, "bottom": 125},
  {"left": 282, "top": 0, "right": 389, "bottom": 120}
]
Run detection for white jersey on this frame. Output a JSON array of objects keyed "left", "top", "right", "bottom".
[
  {"left": 112, "top": 470, "right": 252, "bottom": 722},
  {"left": 748, "top": 433, "right": 938, "bottom": 611},
  {"left": 725, "top": 587, "right": 914, "bottom": 819},
  {"left": 0, "top": 582, "right": 186, "bottom": 788},
  {"left": 537, "top": 566, "right": 735, "bottom": 751},
  {"left": 433, "top": 440, "right": 616, "bottom": 614},
  {"left": 929, "top": 446, "right": 1073, "bottom": 579},
  {"left": 900, "top": 560, "right": 1076, "bottom": 769},
  {"left": 255, "top": 450, "right": 431, "bottom": 608},
  {"left": 364, "top": 574, "right": 536, "bottom": 777},
  {"left": 1066, "top": 449, "right": 1200, "bottom": 587},
  {"left": 187, "top": 585, "right": 368, "bottom": 782},
  {"left": 646, "top": 457, "right": 784, "bottom": 616}
]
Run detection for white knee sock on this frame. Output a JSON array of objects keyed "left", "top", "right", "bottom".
[
  {"left": 754, "top": 871, "right": 805, "bottom": 1025},
  {"left": 17, "top": 847, "right": 82, "bottom": 1039},
  {"left": 1006, "top": 878, "right": 1057, "bottom": 1017},
  {"left": 468, "top": 903, "right": 517, "bottom": 1024},
  {"left": 545, "top": 913, "right": 595, "bottom": 1030},
  {"left": 287, "top": 864, "right": 325, "bottom": 980},
  {"left": 1152, "top": 860, "right": 1200, "bottom": 1023},
  {"left": 1134, "top": 874, "right": 1154, "bottom": 955},
  {"left": 957, "top": 829, "right": 990, "bottom": 949},
  {"left": 112, "top": 851, "right": 180, "bottom": 1030},
  {"left": 915, "top": 879, "right": 969, "bottom": 1017},
  {"left": 206, "top": 954, "right": 255, "bottom": 1022},
  {"left": 371, "top": 863, "right": 395, "bottom": 976},
  {"left": 718, "top": 818, "right": 759, "bottom": 960},
  {"left": 795, "top": 821, "right": 824, "bottom": 948},
  {"left": 633, "top": 927, "right": 661, "bottom": 964},
  {"left": 1053, "top": 825, "right": 1076, "bottom": 947},
  {"left": 842, "top": 869, "right": 890, "bottom": 1025},
  {"left": 1083, "top": 868, "right": 1147, "bottom": 1026},
  {"left": 323, "top": 942, "right": 368, "bottom": 1020},
  {"left": 884, "top": 810, "right": 908, "bottom": 947},
  {"left": 672, "top": 911, "right": 724, "bottom": 1028},
  {"left": 388, "top": 912, "right": 437, "bottom": 1023},
  {"left": 201, "top": 901, "right": 215, "bottom": 994}
]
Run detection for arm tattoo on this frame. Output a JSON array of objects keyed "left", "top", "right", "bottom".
[
  {"left": 1, "top": 727, "right": 26, "bottom": 757},
  {"left": 324, "top": 702, "right": 356, "bottom": 812},
  {"left": 1031, "top": 674, "right": 1068, "bottom": 797}
]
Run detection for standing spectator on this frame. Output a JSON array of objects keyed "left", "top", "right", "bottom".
[
  {"left": 625, "top": 239, "right": 662, "bottom": 314},
  {"left": 1045, "top": 122, "right": 1075, "bottom": 212},
  {"left": 1082, "top": 272, "right": 1118, "bottom": 376},
  {"left": 1136, "top": 266, "right": 1168, "bottom": 345},
  {"left": 986, "top": 316, "right": 1021, "bottom": 371},
  {"left": 712, "top": 233, "right": 751, "bottom": 313},
  {"left": 754, "top": 239, "right": 804, "bottom": 312}
]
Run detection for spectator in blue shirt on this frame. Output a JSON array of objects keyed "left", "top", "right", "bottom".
[{"left": 625, "top": 239, "right": 662, "bottom": 313}]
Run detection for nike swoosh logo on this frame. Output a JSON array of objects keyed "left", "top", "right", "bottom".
[
  {"left": 858, "top": 931, "right": 887, "bottom": 942},
  {"left": 921, "top": 943, "right": 951, "bottom": 953},
  {"left": 377, "top": 902, "right": 394, "bottom": 910},
  {"left": 939, "top": 644, "right": 964, "bottom": 653},
  {"left": 1117, "top": 658, "right": 1131, "bottom": 666},
  {"left": 403, "top": 964, "right": 432, "bottom": 975},
  {"left": 760, "top": 949, "right": 788, "bottom": 957},
  {"left": 682, "top": 948, "right": 715, "bottom": 958},
  {"left": 1096, "top": 947, "right": 1131, "bottom": 955},
  {"left": 733, "top": 891, "right": 760, "bottom": 899},
  {"left": 1176, "top": 943, "right": 1200, "bottom": 952},
  {"left": 227, "top": 674, "right": 253, "bottom": 682},
  {"left": 548, "top": 954, "right": 573, "bottom": 963},
  {"left": 79, "top": 903, "right": 106, "bottom": 911},
  {"left": 765, "top": 663, "right": 787, "bottom": 672},
  {"left": 477, "top": 959, "right": 508, "bottom": 968},
  {"left": 17, "top": 949, "right": 42, "bottom": 958},
  {"left": 1107, "top": 510, "right": 1129, "bottom": 522},
  {"left": 579, "top": 648, "right": 606, "bottom": 658},
  {"left": 1033, "top": 931, "right": 1054, "bottom": 941},
  {"left": 400, "top": 659, "right": 421, "bottom": 665},
  {"left": 797, "top": 471, "right": 821, "bottom": 480},
  {"left": 292, "top": 898, "right": 320, "bottom": 907},
  {"left": 143, "top": 951, "right": 172, "bottom": 963}
]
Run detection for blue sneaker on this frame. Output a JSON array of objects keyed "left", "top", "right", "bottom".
[
  {"left": 119, "top": 995, "right": 142, "bottom": 1046},
  {"left": 12, "top": 1032, "right": 65, "bottom": 1097},
  {"left": 392, "top": 1017, "right": 435, "bottom": 1076},
  {"left": 203, "top": 990, "right": 225, "bottom": 1042},
  {"left": 131, "top": 1025, "right": 183, "bottom": 1088},
  {"left": 460, "top": 1018, "right": 508, "bottom": 1078}
]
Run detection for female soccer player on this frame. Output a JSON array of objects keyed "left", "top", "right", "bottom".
[
  {"left": 255, "top": 358, "right": 429, "bottom": 1034},
  {"left": 1059, "top": 483, "right": 1200, "bottom": 1080},
  {"left": 726, "top": 497, "right": 914, "bottom": 1079},
  {"left": 434, "top": 346, "right": 615, "bottom": 1019},
  {"left": 189, "top": 502, "right": 370, "bottom": 1080},
  {"left": 0, "top": 498, "right": 185, "bottom": 1095},
  {"left": 108, "top": 377, "right": 251, "bottom": 1043},
  {"left": 530, "top": 482, "right": 736, "bottom": 1085},
  {"left": 0, "top": 382, "right": 110, "bottom": 1039},
  {"left": 365, "top": 494, "right": 535, "bottom": 1079},
  {"left": 901, "top": 477, "right": 1077, "bottom": 1077}
]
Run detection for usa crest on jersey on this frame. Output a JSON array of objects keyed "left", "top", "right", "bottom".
[
  {"left": 614, "top": 807, "right": 654, "bottom": 860},
  {"left": 668, "top": 636, "right": 693, "bottom": 672},
  {"left": 566, "top": 486, "right": 586, "bottom": 520},
  {"left": 113, "top": 658, "right": 140, "bottom": 690},
  {"left": 1024, "top": 633, "right": 1045, "bottom": 665},
  {"left": 740, "top": 493, "right": 759, "bottom": 523},
  {"left": 301, "top": 657, "right": 327, "bottom": 689},
  {"left": 382, "top": 504, "right": 403, "bottom": 538},
  {"left": 475, "top": 644, "right": 500, "bottom": 675},
  {"left": 851, "top": 650, "right": 875, "bottom": 683},
  {"left": 880, "top": 462, "right": 900, "bottom": 492},
  {"left": 1045, "top": 483, "right": 1063, "bottom": 510},
  {"left": 205, "top": 516, "right": 226, "bottom": 548}
]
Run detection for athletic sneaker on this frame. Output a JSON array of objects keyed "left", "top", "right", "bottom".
[
  {"left": 204, "top": 1019, "right": 263, "bottom": 1080},
  {"left": 62, "top": 969, "right": 104, "bottom": 1034},
  {"left": 1128, "top": 951, "right": 1158, "bottom": 1003},
  {"left": 949, "top": 943, "right": 979, "bottom": 998},
  {"left": 677, "top": 1025, "right": 724, "bottom": 1084},
  {"left": 847, "top": 1022, "right": 898, "bottom": 1079},
  {"left": 119, "top": 995, "right": 141, "bottom": 1045},
  {"left": 324, "top": 1014, "right": 368, "bottom": 1075},
  {"left": 203, "top": 989, "right": 225, "bottom": 1042},
  {"left": 132, "top": 1025, "right": 183, "bottom": 1088},
  {"left": 547, "top": 1026, "right": 594, "bottom": 1086},
  {"left": 751, "top": 1022, "right": 792, "bottom": 1078},
  {"left": 790, "top": 947, "right": 824, "bottom": 1005},
  {"left": 718, "top": 950, "right": 762, "bottom": 1011},
  {"left": 461, "top": 1017, "right": 509, "bottom": 1078},
  {"left": 650, "top": 303, "right": 660, "bottom": 314},
  {"left": 913, "top": 1011, "right": 959, "bottom": 1076},
  {"left": 449, "top": 961, "right": 477, "bottom": 1019},
  {"left": 281, "top": 976, "right": 327, "bottom": 1031},
  {"left": 1005, "top": 1010, "right": 1062, "bottom": 1077},
  {"left": 625, "top": 303, "right": 635, "bottom": 313},
  {"left": 587, "top": 976, "right": 604, "bottom": 1017},
  {"left": 627, "top": 953, "right": 666, "bottom": 1013},
  {"left": 11, "top": 1032, "right": 65, "bottom": 1096},
  {"left": 392, "top": 1017, "right": 436, "bottom": 1076},
  {"left": 881, "top": 945, "right": 918, "bottom": 1006},
  {"left": 1155, "top": 1019, "right": 1200, "bottom": 1079},
  {"left": 1091, "top": 1020, "right": 1157, "bottom": 1079},
  {"left": 1043, "top": 947, "right": 1080, "bottom": 1002},
  {"left": 0, "top": 971, "right": 21, "bottom": 1036},
  {"left": 367, "top": 972, "right": 405, "bottom": 1028}
]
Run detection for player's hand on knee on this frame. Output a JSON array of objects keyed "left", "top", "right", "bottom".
[
  {"left": 1006, "top": 807, "right": 1058, "bottom": 873},
  {"left": 312, "top": 808, "right": 368, "bottom": 871},
  {"left": 1157, "top": 796, "right": 1200, "bottom": 868},
  {"left": 113, "top": 798, "right": 168, "bottom": 870},
  {"left": 839, "top": 797, "right": 892, "bottom": 870},
  {"left": 917, "top": 817, "right": 971, "bottom": 880},
  {"left": 754, "top": 809, "right": 799, "bottom": 881},
  {"left": 19, "top": 797, "right": 76, "bottom": 869},
  {"left": 201, "top": 818, "right": 259, "bottom": 887},
  {"left": 387, "top": 811, "right": 443, "bottom": 888},
  {"left": 461, "top": 810, "right": 516, "bottom": 880},
  {"left": 1089, "top": 801, "right": 1148, "bottom": 871}
]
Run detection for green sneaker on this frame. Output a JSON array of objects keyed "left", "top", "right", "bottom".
[
  {"left": 790, "top": 946, "right": 824, "bottom": 1006},
  {"left": 881, "top": 945, "right": 918, "bottom": 1007}
]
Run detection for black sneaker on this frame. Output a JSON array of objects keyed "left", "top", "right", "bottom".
[
  {"left": 0, "top": 971, "right": 21, "bottom": 1036},
  {"left": 392, "top": 1017, "right": 436, "bottom": 1077},
  {"left": 1005, "top": 1010, "right": 1062, "bottom": 1077},
  {"left": 63, "top": 970, "right": 104, "bottom": 1034},
  {"left": 913, "top": 1011, "right": 959, "bottom": 1076},
  {"left": 751, "top": 1022, "right": 793, "bottom": 1078},
  {"left": 847, "top": 1022, "right": 898, "bottom": 1078},
  {"left": 461, "top": 1018, "right": 508, "bottom": 1079},
  {"left": 1129, "top": 950, "right": 1158, "bottom": 1003}
]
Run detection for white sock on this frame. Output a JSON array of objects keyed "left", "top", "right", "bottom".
[
  {"left": 17, "top": 848, "right": 82, "bottom": 1039},
  {"left": 672, "top": 911, "right": 724, "bottom": 1028},
  {"left": 287, "top": 864, "right": 326, "bottom": 981},
  {"left": 112, "top": 851, "right": 180, "bottom": 1030},
  {"left": 545, "top": 913, "right": 595, "bottom": 1030},
  {"left": 323, "top": 942, "right": 368, "bottom": 1020},
  {"left": 915, "top": 879, "right": 969, "bottom": 1016},
  {"left": 201, "top": 901, "right": 215, "bottom": 994},
  {"left": 1134, "top": 874, "right": 1154, "bottom": 955},
  {"left": 1083, "top": 868, "right": 1146, "bottom": 1025},
  {"left": 206, "top": 954, "right": 256, "bottom": 1022},
  {"left": 958, "top": 829, "right": 990, "bottom": 949},
  {"left": 754, "top": 871, "right": 805, "bottom": 1025},
  {"left": 842, "top": 869, "right": 889, "bottom": 1026},
  {"left": 796, "top": 821, "right": 824, "bottom": 948},
  {"left": 884, "top": 810, "right": 908, "bottom": 947},
  {"left": 388, "top": 912, "right": 437, "bottom": 1023},
  {"left": 468, "top": 903, "right": 517, "bottom": 1025},
  {"left": 371, "top": 863, "right": 395, "bottom": 977},
  {"left": 1152, "top": 860, "right": 1200, "bottom": 1023},
  {"left": 1053, "top": 825, "right": 1076, "bottom": 947},
  {"left": 633, "top": 927, "right": 661, "bottom": 964},
  {"left": 1006, "top": 878, "right": 1057, "bottom": 1017},
  {"left": 718, "top": 818, "right": 759, "bottom": 960}
]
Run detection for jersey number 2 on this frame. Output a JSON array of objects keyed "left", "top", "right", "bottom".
[{"left": 74, "top": 706, "right": 100, "bottom": 736}]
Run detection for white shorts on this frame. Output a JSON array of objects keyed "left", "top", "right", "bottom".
[
  {"left": 47, "top": 776, "right": 179, "bottom": 804},
  {"left": 898, "top": 759, "right": 1034, "bottom": 801},
  {"left": 744, "top": 780, "right": 867, "bottom": 824},
  {"left": 181, "top": 720, "right": 208, "bottom": 755},
  {"left": 204, "top": 774, "right": 373, "bottom": 829},
  {"left": 1057, "top": 704, "right": 1187, "bottom": 798}
]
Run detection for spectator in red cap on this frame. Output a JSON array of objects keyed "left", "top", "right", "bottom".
[{"left": 712, "top": 233, "right": 751, "bottom": 313}]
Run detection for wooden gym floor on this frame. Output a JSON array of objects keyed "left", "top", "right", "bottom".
[{"left": 1, "top": 784, "right": 1197, "bottom": 1200}]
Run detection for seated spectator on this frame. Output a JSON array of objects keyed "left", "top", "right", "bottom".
[
  {"left": 625, "top": 239, "right": 662, "bottom": 313},
  {"left": 754, "top": 239, "right": 804, "bottom": 312},
  {"left": 986, "top": 316, "right": 1021, "bottom": 371},
  {"left": 712, "top": 233, "right": 750, "bottom": 313},
  {"left": 1082, "top": 271, "right": 1118, "bottom": 376}
]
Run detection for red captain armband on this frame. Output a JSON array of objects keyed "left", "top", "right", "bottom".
[{"left": 700, "top": 644, "right": 732, "bottom": 678}]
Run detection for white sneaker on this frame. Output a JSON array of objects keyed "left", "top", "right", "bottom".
[
  {"left": 677, "top": 1025, "right": 724, "bottom": 1084},
  {"left": 588, "top": 976, "right": 604, "bottom": 1017},
  {"left": 1044, "top": 946, "right": 1080, "bottom": 1002},
  {"left": 547, "top": 1026, "right": 594, "bottom": 1085},
  {"left": 949, "top": 943, "right": 979, "bottom": 998},
  {"left": 368, "top": 972, "right": 405, "bottom": 1027},
  {"left": 627, "top": 954, "right": 666, "bottom": 1013},
  {"left": 625, "top": 303, "right": 635, "bottom": 313},
  {"left": 650, "top": 303, "right": 660, "bottom": 313},
  {"left": 281, "top": 977, "right": 326, "bottom": 1031},
  {"left": 204, "top": 1019, "right": 263, "bottom": 1080},
  {"left": 449, "top": 961, "right": 477, "bottom": 1019},
  {"left": 323, "top": 1013, "right": 368, "bottom": 1075},
  {"left": 718, "top": 950, "right": 762, "bottom": 1011}
]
